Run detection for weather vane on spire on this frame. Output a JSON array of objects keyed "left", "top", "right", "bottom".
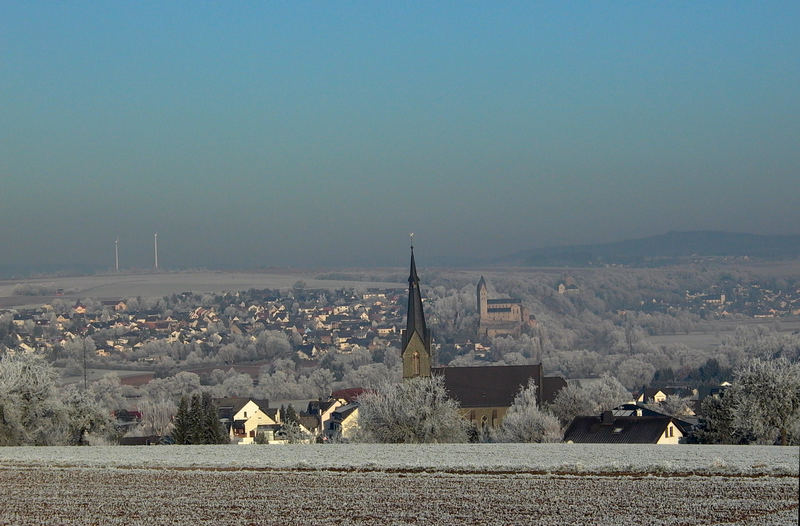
[{"left": 410, "top": 232, "right": 414, "bottom": 249}]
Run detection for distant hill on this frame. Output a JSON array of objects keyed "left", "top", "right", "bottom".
[{"left": 503, "top": 231, "right": 800, "bottom": 267}]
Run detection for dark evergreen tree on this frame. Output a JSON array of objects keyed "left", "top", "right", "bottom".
[
  {"left": 172, "top": 396, "right": 191, "bottom": 445},
  {"left": 284, "top": 404, "right": 299, "bottom": 425},
  {"left": 200, "top": 392, "right": 227, "bottom": 444},
  {"left": 188, "top": 393, "right": 203, "bottom": 444}
]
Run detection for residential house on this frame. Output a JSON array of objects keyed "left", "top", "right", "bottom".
[
  {"left": 563, "top": 411, "right": 685, "bottom": 444},
  {"left": 327, "top": 403, "right": 359, "bottom": 441},
  {"left": 215, "top": 397, "right": 279, "bottom": 444}
]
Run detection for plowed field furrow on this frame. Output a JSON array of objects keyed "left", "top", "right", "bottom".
[{"left": 1, "top": 467, "right": 797, "bottom": 525}]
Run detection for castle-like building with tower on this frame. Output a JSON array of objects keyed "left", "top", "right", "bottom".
[
  {"left": 477, "top": 276, "right": 536, "bottom": 338},
  {"left": 400, "top": 246, "right": 564, "bottom": 430}
]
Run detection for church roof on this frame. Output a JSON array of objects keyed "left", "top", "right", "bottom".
[
  {"left": 430, "top": 365, "right": 566, "bottom": 408},
  {"left": 431, "top": 365, "right": 543, "bottom": 408}
]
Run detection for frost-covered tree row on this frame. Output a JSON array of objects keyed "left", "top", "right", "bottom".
[{"left": 355, "top": 376, "right": 608, "bottom": 444}]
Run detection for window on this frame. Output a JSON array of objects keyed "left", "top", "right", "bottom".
[
  {"left": 412, "top": 351, "right": 420, "bottom": 376},
  {"left": 668, "top": 426, "right": 674, "bottom": 438}
]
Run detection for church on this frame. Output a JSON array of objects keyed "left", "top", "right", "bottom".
[
  {"left": 401, "top": 247, "right": 565, "bottom": 429},
  {"left": 477, "top": 276, "right": 536, "bottom": 338}
]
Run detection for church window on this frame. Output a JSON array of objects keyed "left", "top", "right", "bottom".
[{"left": 412, "top": 352, "right": 420, "bottom": 376}]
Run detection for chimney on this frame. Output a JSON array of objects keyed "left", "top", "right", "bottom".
[{"left": 600, "top": 410, "right": 614, "bottom": 425}]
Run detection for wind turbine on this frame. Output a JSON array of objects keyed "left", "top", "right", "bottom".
[
  {"left": 154, "top": 232, "right": 159, "bottom": 271},
  {"left": 115, "top": 237, "right": 119, "bottom": 272}
]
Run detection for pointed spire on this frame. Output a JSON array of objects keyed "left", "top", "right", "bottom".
[
  {"left": 401, "top": 237, "right": 432, "bottom": 378},
  {"left": 406, "top": 242, "right": 426, "bottom": 338},
  {"left": 409, "top": 246, "right": 420, "bottom": 284}
]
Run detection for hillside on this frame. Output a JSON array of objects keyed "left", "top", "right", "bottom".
[{"left": 504, "top": 231, "right": 800, "bottom": 267}]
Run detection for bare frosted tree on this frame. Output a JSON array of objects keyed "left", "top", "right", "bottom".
[
  {"left": 550, "top": 374, "right": 631, "bottom": 427},
  {"left": 210, "top": 370, "right": 254, "bottom": 398},
  {"left": 651, "top": 394, "right": 694, "bottom": 418},
  {"left": 549, "top": 382, "right": 597, "bottom": 427},
  {"left": 616, "top": 358, "right": 655, "bottom": 390},
  {"left": 137, "top": 396, "right": 176, "bottom": 437},
  {"left": 499, "top": 379, "right": 562, "bottom": 443},
  {"left": 63, "top": 386, "right": 114, "bottom": 445},
  {"left": 356, "top": 376, "right": 468, "bottom": 443},
  {"left": 728, "top": 358, "right": 800, "bottom": 445},
  {"left": 587, "top": 374, "right": 632, "bottom": 412},
  {"left": 0, "top": 353, "right": 68, "bottom": 445}
]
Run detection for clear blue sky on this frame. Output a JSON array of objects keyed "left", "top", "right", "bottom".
[{"left": 2, "top": 2, "right": 798, "bottom": 269}]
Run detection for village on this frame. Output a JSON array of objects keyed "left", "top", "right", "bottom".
[{"left": 1, "top": 262, "right": 799, "bottom": 448}]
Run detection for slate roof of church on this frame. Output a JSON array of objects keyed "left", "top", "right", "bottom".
[
  {"left": 431, "top": 365, "right": 545, "bottom": 408},
  {"left": 541, "top": 376, "right": 568, "bottom": 404}
]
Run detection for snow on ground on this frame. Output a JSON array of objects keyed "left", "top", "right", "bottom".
[
  {"left": 0, "top": 271, "right": 404, "bottom": 308},
  {"left": 2, "top": 444, "right": 797, "bottom": 525},
  {"left": 0, "top": 443, "right": 797, "bottom": 476}
]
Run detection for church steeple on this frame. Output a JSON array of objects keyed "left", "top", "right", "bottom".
[
  {"left": 401, "top": 237, "right": 432, "bottom": 379},
  {"left": 406, "top": 246, "right": 426, "bottom": 338}
]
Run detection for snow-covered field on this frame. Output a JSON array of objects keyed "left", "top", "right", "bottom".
[
  {"left": 0, "top": 271, "right": 404, "bottom": 308},
  {"left": 1, "top": 444, "right": 797, "bottom": 525},
  {"left": 1, "top": 443, "right": 798, "bottom": 476}
]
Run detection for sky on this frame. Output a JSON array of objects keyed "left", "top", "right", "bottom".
[{"left": 2, "top": 2, "right": 798, "bottom": 270}]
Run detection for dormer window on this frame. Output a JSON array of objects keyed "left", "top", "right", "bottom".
[{"left": 612, "top": 427, "right": 623, "bottom": 433}]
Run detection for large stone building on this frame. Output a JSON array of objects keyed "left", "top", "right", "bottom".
[
  {"left": 477, "top": 276, "right": 536, "bottom": 338},
  {"left": 401, "top": 249, "right": 565, "bottom": 429}
]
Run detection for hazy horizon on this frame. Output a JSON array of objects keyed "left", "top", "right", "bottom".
[{"left": 3, "top": 3, "right": 798, "bottom": 269}]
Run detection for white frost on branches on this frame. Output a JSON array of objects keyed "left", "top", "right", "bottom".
[
  {"left": 0, "top": 353, "right": 110, "bottom": 445},
  {"left": 549, "top": 374, "right": 631, "bottom": 426},
  {"left": 727, "top": 358, "right": 800, "bottom": 445},
  {"left": 499, "top": 379, "right": 562, "bottom": 443},
  {"left": 355, "top": 376, "right": 468, "bottom": 443}
]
